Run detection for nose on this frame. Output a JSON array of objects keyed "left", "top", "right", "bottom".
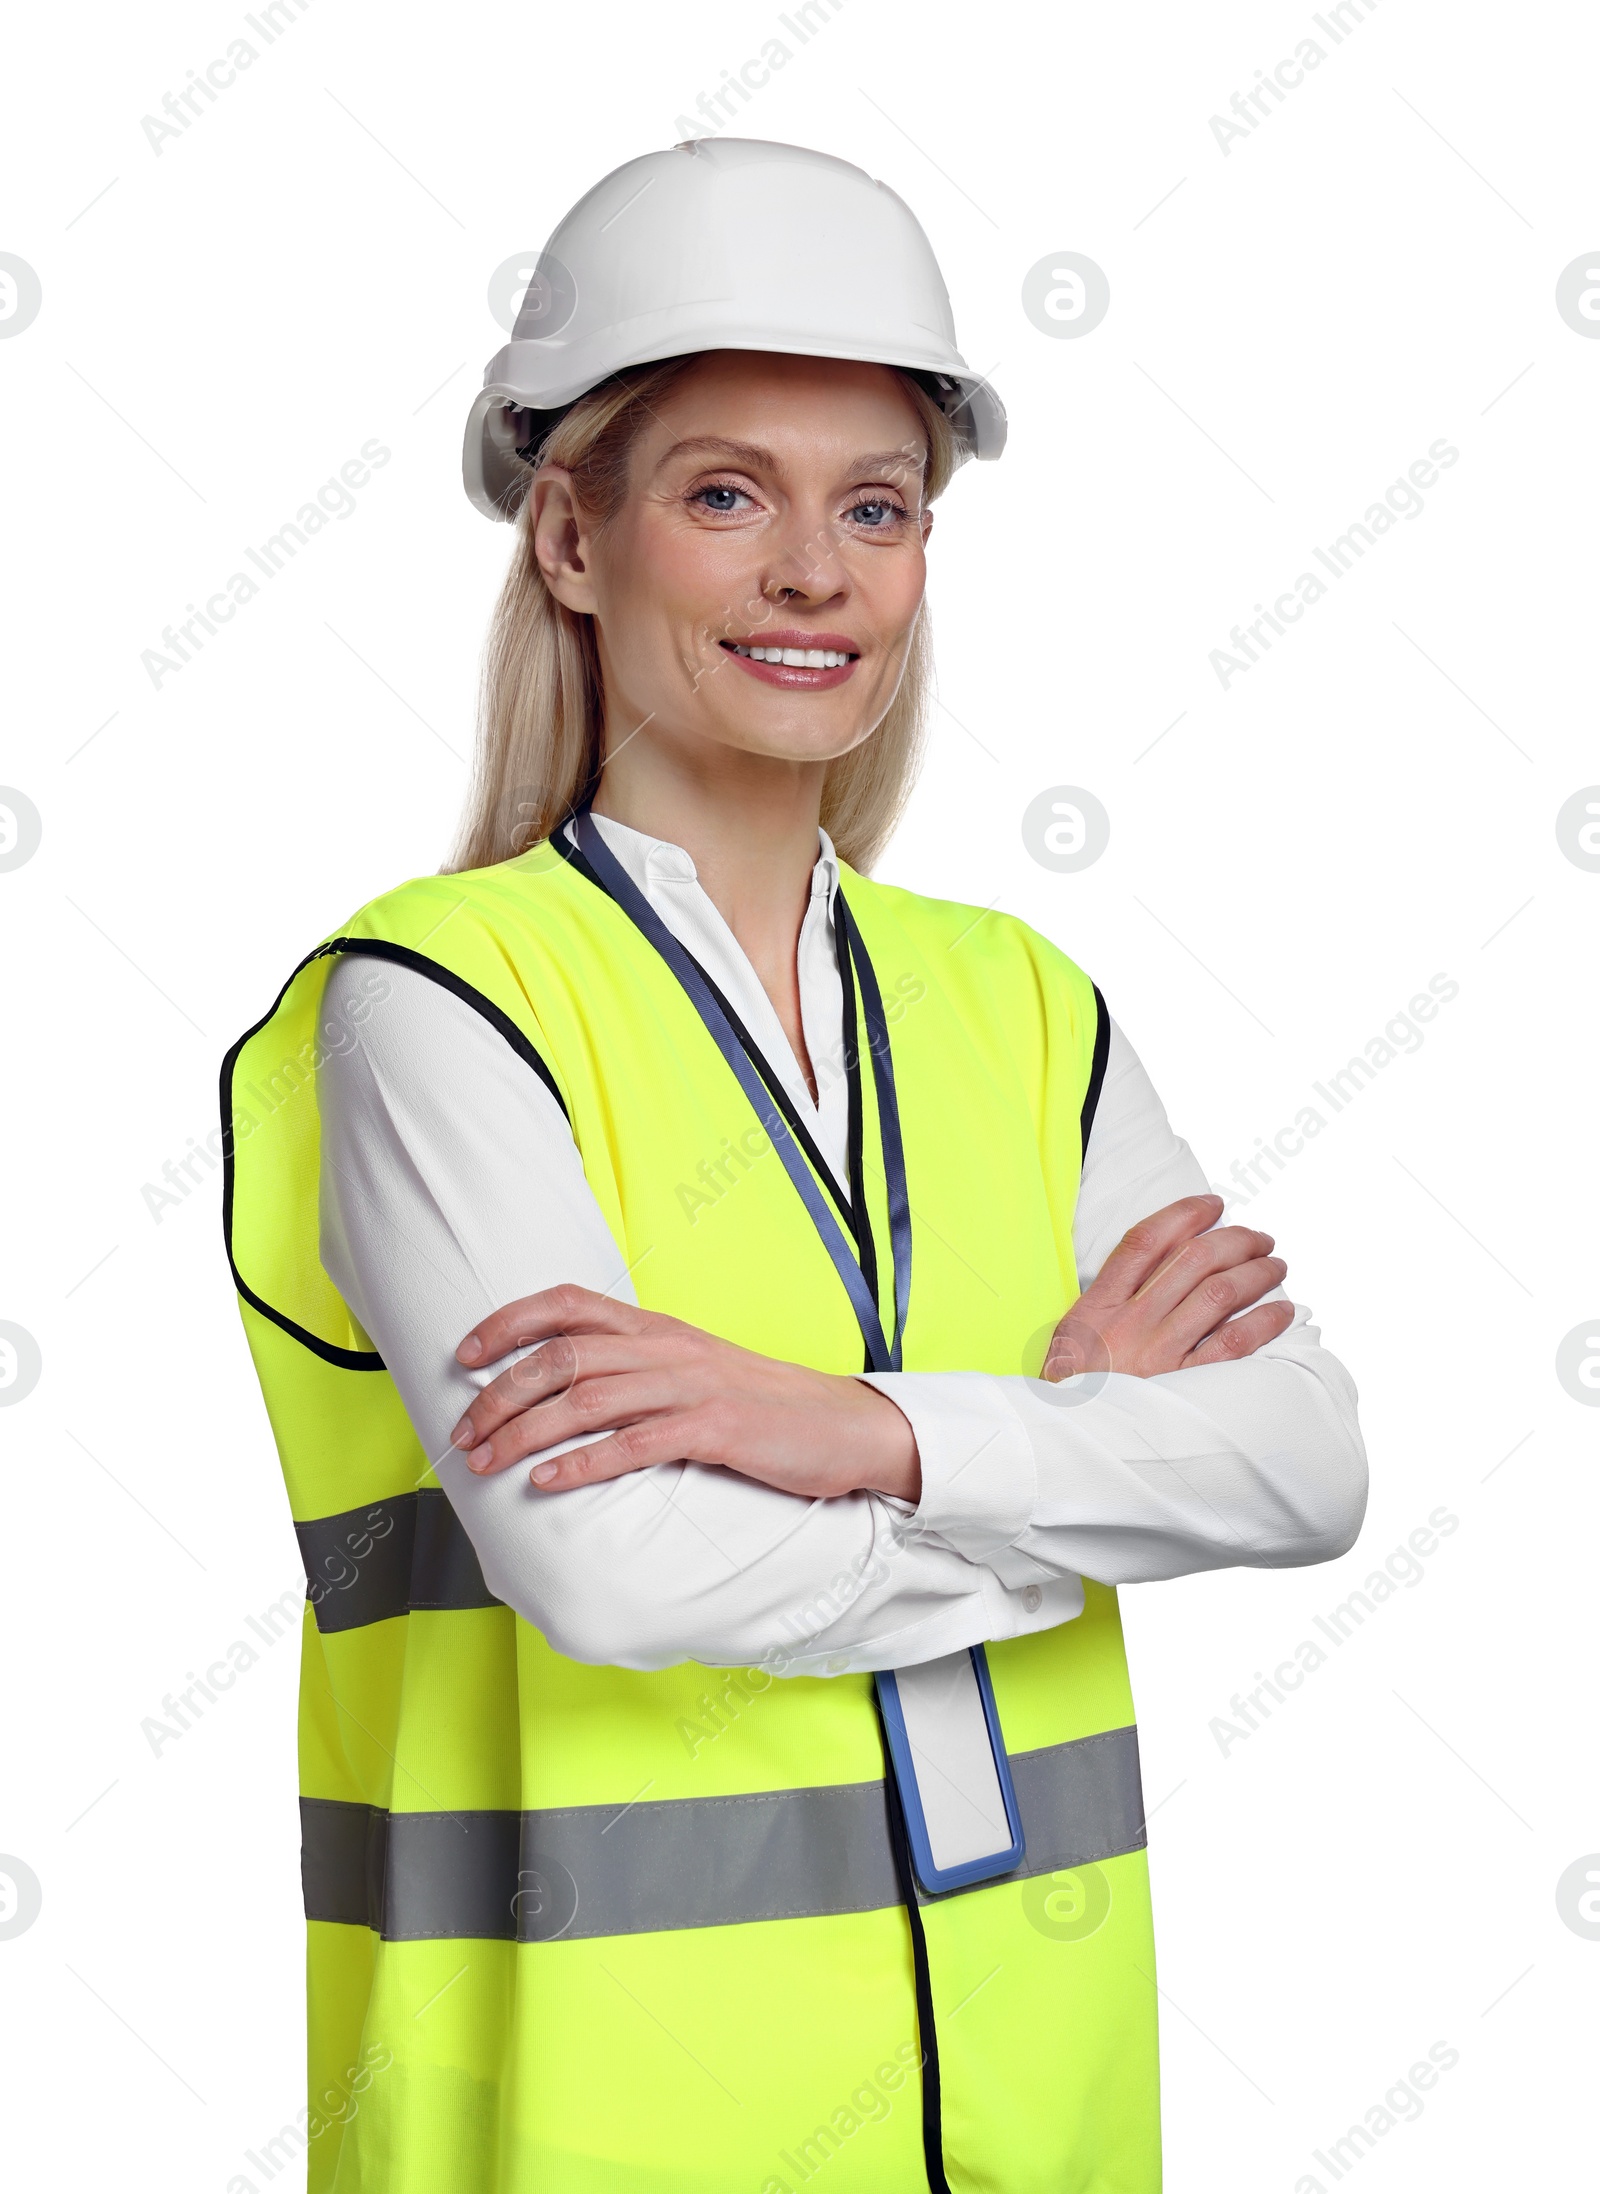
[{"left": 759, "top": 508, "right": 850, "bottom": 607}]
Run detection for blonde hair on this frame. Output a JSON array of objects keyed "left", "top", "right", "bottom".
[{"left": 445, "top": 354, "right": 958, "bottom": 876}]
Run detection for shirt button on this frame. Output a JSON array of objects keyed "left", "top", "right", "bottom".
[
  {"left": 826, "top": 1655, "right": 850, "bottom": 1675},
  {"left": 1021, "top": 1585, "right": 1043, "bottom": 1614}
]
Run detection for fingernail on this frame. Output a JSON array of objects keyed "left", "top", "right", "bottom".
[
  {"left": 530, "top": 1461, "right": 558, "bottom": 1486},
  {"left": 457, "top": 1336, "right": 483, "bottom": 1364},
  {"left": 468, "top": 1443, "right": 493, "bottom": 1472},
  {"left": 450, "top": 1418, "right": 475, "bottom": 1448}
]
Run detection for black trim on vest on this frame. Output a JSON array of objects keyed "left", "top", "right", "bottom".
[
  {"left": 545, "top": 822, "right": 593, "bottom": 876},
  {"left": 834, "top": 909, "right": 883, "bottom": 1369},
  {"left": 220, "top": 935, "right": 568, "bottom": 1370},
  {"left": 876, "top": 1695, "right": 954, "bottom": 2194},
  {"left": 325, "top": 938, "right": 568, "bottom": 1119},
  {"left": 1079, "top": 981, "right": 1111, "bottom": 1165}
]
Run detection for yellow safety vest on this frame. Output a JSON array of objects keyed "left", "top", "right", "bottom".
[{"left": 222, "top": 837, "right": 1161, "bottom": 2192}]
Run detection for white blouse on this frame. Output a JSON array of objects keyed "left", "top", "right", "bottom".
[{"left": 317, "top": 813, "right": 1368, "bottom": 1677}]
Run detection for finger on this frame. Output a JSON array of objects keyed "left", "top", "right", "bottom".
[
  {"left": 456, "top": 1284, "right": 657, "bottom": 1368},
  {"left": 1041, "top": 1324, "right": 1113, "bottom": 1381},
  {"left": 1083, "top": 1195, "right": 1228, "bottom": 1308},
  {"left": 450, "top": 1331, "right": 681, "bottom": 1449},
  {"left": 455, "top": 1370, "right": 692, "bottom": 1475},
  {"left": 1159, "top": 1255, "right": 1288, "bottom": 1358},
  {"left": 525, "top": 1408, "right": 723, "bottom": 1492},
  {"left": 1130, "top": 1225, "right": 1280, "bottom": 1325},
  {"left": 1180, "top": 1297, "right": 1297, "bottom": 1370}
]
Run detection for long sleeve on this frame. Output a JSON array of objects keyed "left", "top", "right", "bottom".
[
  {"left": 317, "top": 951, "right": 1082, "bottom": 1677},
  {"left": 861, "top": 1020, "right": 1369, "bottom": 1589},
  {"left": 316, "top": 808, "right": 1366, "bottom": 1674}
]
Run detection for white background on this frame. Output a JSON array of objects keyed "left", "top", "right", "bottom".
[{"left": 2, "top": 1, "right": 1595, "bottom": 2186}]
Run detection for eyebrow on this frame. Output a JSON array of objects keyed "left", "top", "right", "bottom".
[{"left": 651, "top": 435, "right": 927, "bottom": 479}]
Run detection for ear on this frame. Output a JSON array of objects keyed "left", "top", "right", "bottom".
[{"left": 530, "top": 466, "right": 598, "bottom": 615}]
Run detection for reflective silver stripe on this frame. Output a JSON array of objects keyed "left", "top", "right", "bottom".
[
  {"left": 296, "top": 1490, "right": 501, "bottom": 1633},
  {"left": 300, "top": 1725, "right": 1146, "bottom": 1943},
  {"left": 1010, "top": 1726, "right": 1147, "bottom": 1875}
]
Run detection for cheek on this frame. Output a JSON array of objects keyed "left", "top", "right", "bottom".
[
  {"left": 854, "top": 549, "right": 927, "bottom": 656},
  {"left": 623, "top": 519, "right": 765, "bottom": 632}
]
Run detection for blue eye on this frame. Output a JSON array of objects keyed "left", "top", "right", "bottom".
[
  {"left": 851, "top": 499, "right": 902, "bottom": 528},
  {"left": 695, "top": 483, "right": 751, "bottom": 513}
]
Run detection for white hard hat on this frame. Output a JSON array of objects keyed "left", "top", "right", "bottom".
[{"left": 463, "top": 136, "right": 1005, "bottom": 522}]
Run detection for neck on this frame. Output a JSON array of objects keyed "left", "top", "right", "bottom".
[{"left": 590, "top": 738, "right": 826, "bottom": 967}]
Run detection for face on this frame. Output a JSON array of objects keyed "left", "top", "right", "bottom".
[{"left": 531, "top": 350, "right": 934, "bottom": 778}]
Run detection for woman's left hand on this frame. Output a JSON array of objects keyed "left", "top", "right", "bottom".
[{"left": 449, "top": 1284, "right": 921, "bottom": 1503}]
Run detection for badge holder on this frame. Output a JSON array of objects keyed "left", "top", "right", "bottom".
[{"left": 875, "top": 1646, "right": 1025, "bottom": 1896}]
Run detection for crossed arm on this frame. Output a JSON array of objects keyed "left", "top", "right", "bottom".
[
  {"left": 318, "top": 956, "right": 1368, "bottom": 1673},
  {"left": 448, "top": 1193, "right": 1297, "bottom": 1501}
]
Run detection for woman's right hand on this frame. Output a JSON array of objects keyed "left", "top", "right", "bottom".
[{"left": 1043, "top": 1192, "right": 1293, "bottom": 1381}]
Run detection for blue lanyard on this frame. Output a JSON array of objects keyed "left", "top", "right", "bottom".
[
  {"left": 570, "top": 809, "right": 912, "bottom": 1372},
  {"left": 571, "top": 814, "right": 1023, "bottom": 1903}
]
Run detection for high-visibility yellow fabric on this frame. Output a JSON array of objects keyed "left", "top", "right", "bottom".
[{"left": 224, "top": 840, "right": 1161, "bottom": 2191}]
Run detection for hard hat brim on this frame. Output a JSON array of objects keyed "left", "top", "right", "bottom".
[{"left": 463, "top": 340, "right": 1006, "bottom": 524}]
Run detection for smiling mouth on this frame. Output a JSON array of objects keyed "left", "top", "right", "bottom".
[
  {"left": 721, "top": 641, "right": 857, "bottom": 668},
  {"left": 716, "top": 636, "right": 861, "bottom": 689}
]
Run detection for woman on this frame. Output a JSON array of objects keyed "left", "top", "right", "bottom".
[{"left": 223, "top": 138, "right": 1367, "bottom": 2194}]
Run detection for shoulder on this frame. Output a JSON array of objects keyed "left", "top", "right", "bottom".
[
  {"left": 338, "top": 841, "right": 576, "bottom": 954},
  {"left": 276, "top": 846, "right": 585, "bottom": 1118},
  {"left": 316, "top": 845, "right": 601, "bottom": 1026},
  {"left": 842, "top": 868, "right": 1101, "bottom": 1020}
]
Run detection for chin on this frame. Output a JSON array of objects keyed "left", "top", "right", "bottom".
[{"left": 707, "top": 715, "right": 873, "bottom": 765}]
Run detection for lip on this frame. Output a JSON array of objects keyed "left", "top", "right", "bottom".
[{"left": 718, "top": 629, "right": 861, "bottom": 692}]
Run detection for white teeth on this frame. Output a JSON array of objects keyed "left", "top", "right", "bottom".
[{"left": 729, "top": 643, "right": 853, "bottom": 667}]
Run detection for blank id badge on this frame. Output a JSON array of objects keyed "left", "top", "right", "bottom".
[{"left": 875, "top": 1646, "right": 1025, "bottom": 1895}]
